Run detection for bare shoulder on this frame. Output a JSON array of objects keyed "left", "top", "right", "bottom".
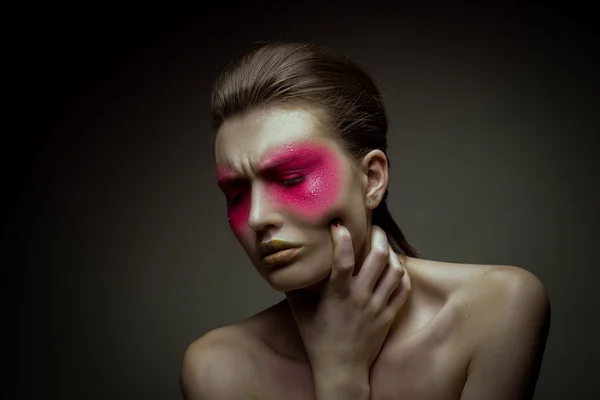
[
  {"left": 435, "top": 263, "right": 551, "bottom": 398},
  {"left": 464, "top": 264, "right": 551, "bottom": 342},
  {"left": 180, "top": 325, "right": 263, "bottom": 400},
  {"left": 406, "top": 258, "right": 550, "bottom": 344},
  {"left": 456, "top": 263, "right": 550, "bottom": 320},
  {"left": 427, "top": 260, "right": 551, "bottom": 380},
  {"left": 407, "top": 257, "right": 549, "bottom": 307}
]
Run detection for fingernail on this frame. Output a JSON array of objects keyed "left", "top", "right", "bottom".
[{"left": 331, "top": 218, "right": 342, "bottom": 227}]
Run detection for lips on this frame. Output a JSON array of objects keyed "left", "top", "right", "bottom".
[
  {"left": 262, "top": 247, "right": 302, "bottom": 267},
  {"left": 259, "top": 240, "right": 302, "bottom": 267},
  {"left": 259, "top": 240, "right": 300, "bottom": 258}
]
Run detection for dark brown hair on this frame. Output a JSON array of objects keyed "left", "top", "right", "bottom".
[{"left": 210, "top": 42, "right": 418, "bottom": 258}]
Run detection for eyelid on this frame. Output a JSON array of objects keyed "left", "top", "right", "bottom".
[
  {"left": 261, "top": 160, "right": 315, "bottom": 175},
  {"left": 225, "top": 191, "right": 245, "bottom": 206},
  {"left": 279, "top": 172, "right": 305, "bottom": 179},
  {"left": 279, "top": 175, "right": 305, "bottom": 186},
  {"left": 222, "top": 183, "right": 249, "bottom": 204}
]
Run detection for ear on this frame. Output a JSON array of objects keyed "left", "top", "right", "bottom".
[{"left": 360, "top": 150, "right": 389, "bottom": 210}]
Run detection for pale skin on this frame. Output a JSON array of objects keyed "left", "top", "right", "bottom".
[{"left": 180, "top": 106, "right": 551, "bottom": 399}]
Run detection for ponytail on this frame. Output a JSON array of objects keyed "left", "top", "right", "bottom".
[{"left": 372, "top": 190, "right": 419, "bottom": 258}]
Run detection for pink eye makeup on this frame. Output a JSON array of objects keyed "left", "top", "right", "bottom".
[{"left": 216, "top": 142, "right": 343, "bottom": 233}]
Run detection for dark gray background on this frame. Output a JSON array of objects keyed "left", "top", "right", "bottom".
[{"left": 14, "top": 2, "right": 599, "bottom": 399}]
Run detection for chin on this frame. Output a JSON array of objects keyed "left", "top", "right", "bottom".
[{"left": 261, "top": 258, "right": 331, "bottom": 292}]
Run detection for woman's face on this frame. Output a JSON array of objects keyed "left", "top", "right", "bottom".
[{"left": 214, "top": 106, "right": 371, "bottom": 292}]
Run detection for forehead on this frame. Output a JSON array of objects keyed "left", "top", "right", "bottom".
[{"left": 214, "top": 107, "right": 334, "bottom": 170}]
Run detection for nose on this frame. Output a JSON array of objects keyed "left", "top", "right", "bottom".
[{"left": 247, "top": 181, "right": 283, "bottom": 232}]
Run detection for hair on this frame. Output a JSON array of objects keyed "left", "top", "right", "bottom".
[{"left": 210, "top": 42, "right": 418, "bottom": 258}]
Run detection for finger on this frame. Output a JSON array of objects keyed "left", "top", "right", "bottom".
[
  {"left": 355, "top": 226, "right": 390, "bottom": 293},
  {"left": 387, "top": 265, "right": 411, "bottom": 311},
  {"left": 371, "top": 246, "right": 405, "bottom": 308},
  {"left": 326, "top": 220, "right": 355, "bottom": 297}
]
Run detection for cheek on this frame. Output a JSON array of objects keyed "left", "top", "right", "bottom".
[
  {"left": 271, "top": 159, "right": 343, "bottom": 220},
  {"left": 227, "top": 197, "right": 250, "bottom": 237}
]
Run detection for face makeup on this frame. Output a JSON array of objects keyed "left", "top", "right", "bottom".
[
  {"left": 216, "top": 141, "right": 343, "bottom": 234},
  {"left": 262, "top": 247, "right": 303, "bottom": 268}
]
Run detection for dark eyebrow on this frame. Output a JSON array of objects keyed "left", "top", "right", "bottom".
[
  {"left": 217, "top": 164, "right": 303, "bottom": 189},
  {"left": 216, "top": 145, "right": 319, "bottom": 188},
  {"left": 257, "top": 152, "right": 317, "bottom": 172},
  {"left": 217, "top": 153, "right": 309, "bottom": 182},
  {"left": 216, "top": 174, "right": 248, "bottom": 190}
]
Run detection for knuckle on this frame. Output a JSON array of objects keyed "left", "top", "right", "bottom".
[
  {"left": 327, "top": 289, "right": 348, "bottom": 299},
  {"left": 392, "top": 264, "right": 405, "bottom": 280},
  {"left": 378, "top": 229, "right": 390, "bottom": 245},
  {"left": 380, "top": 308, "right": 396, "bottom": 324},
  {"left": 365, "top": 300, "right": 380, "bottom": 316},
  {"left": 336, "top": 261, "right": 354, "bottom": 273},
  {"left": 403, "top": 271, "right": 412, "bottom": 290},
  {"left": 371, "top": 246, "right": 389, "bottom": 264},
  {"left": 372, "top": 225, "right": 386, "bottom": 238},
  {"left": 405, "top": 278, "right": 412, "bottom": 294},
  {"left": 352, "top": 291, "right": 371, "bottom": 307}
]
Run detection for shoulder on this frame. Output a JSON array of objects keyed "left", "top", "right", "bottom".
[
  {"left": 449, "top": 263, "right": 550, "bottom": 338},
  {"left": 179, "top": 325, "right": 263, "bottom": 399},
  {"left": 405, "top": 258, "right": 549, "bottom": 341},
  {"left": 458, "top": 265, "right": 551, "bottom": 398},
  {"left": 410, "top": 258, "right": 549, "bottom": 315},
  {"left": 463, "top": 265, "right": 550, "bottom": 325}
]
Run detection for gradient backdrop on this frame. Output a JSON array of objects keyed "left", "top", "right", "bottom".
[{"left": 15, "top": 2, "right": 599, "bottom": 399}]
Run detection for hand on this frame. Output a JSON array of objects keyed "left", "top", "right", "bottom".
[{"left": 287, "top": 222, "right": 412, "bottom": 374}]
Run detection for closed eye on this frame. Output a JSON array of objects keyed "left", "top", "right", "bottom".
[
  {"left": 225, "top": 191, "right": 245, "bottom": 206},
  {"left": 279, "top": 176, "right": 305, "bottom": 187},
  {"left": 226, "top": 195, "right": 242, "bottom": 206}
]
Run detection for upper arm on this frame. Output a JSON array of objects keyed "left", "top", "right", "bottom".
[
  {"left": 180, "top": 329, "right": 261, "bottom": 400},
  {"left": 461, "top": 267, "right": 551, "bottom": 400}
]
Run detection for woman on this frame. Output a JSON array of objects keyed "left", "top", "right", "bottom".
[{"left": 180, "top": 42, "right": 550, "bottom": 399}]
